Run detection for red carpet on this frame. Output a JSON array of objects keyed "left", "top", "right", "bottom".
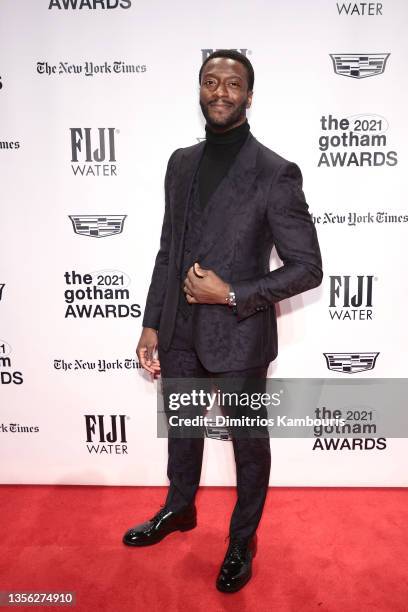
[{"left": 0, "top": 486, "right": 407, "bottom": 611}]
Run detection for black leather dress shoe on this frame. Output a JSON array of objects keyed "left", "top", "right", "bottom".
[
  {"left": 122, "top": 504, "right": 197, "bottom": 547},
  {"left": 216, "top": 535, "right": 257, "bottom": 593}
]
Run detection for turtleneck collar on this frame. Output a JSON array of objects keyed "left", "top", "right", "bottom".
[{"left": 205, "top": 119, "right": 250, "bottom": 146}]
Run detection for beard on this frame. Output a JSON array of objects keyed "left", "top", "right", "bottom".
[{"left": 200, "top": 97, "right": 248, "bottom": 130}]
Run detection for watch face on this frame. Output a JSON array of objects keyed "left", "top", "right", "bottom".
[{"left": 228, "top": 295, "right": 236, "bottom": 307}]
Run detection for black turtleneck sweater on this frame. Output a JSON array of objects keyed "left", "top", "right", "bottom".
[{"left": 198, "top": 119, "right": 250, "bottom": 210}]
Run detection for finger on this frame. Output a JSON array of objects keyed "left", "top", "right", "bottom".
[
  {"left": 150, "top": 358, "right": 161, "bottom": 378},
  {"left": 136, "top": 344, "right": 144, "bottom": 361},
  {"left": 151, "top": 358, "right": 161, "bottom": 372},
  {"left": 193, "top": 262, "right": 205, "bottom": 278},
  {"left": 152, "top": 366, "right": 161, "bottom": 378},
  {"left": 186, "top": 267, "right": 194, "bottom": 283},
  {"left": 137, "top": 346, "right": 147, "bottom": 363},
  {"left": 139, "top": 347, "right": 157, "bottom": 373},
  {"left": 184, "top": 279, "right": 193, "bottom": 294},
  {"left": 143, "top": 363, "right": 157, "bottom": 374},
  {"left": 186, "top": 294, "right": 198, "bottom": 304},
  {"left": 145, "top": 345, "right": 155, "bottom": 365}
]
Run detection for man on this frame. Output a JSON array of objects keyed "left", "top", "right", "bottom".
[{"left": 123, "top": 50, "right": 323, "bottom": 593}]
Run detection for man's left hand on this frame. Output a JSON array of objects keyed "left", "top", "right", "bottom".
[{"left": 183, "top": 262, "right": 229, "bottom": 305}]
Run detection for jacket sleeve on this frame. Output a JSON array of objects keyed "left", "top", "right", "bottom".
[
  {"left": 233, "top": 162, "right": 323, "bottom": 322},
  {"left": 142, "top": 149, "right": 179, "bottom": 329}
]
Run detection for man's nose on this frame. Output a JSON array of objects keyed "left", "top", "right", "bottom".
[{"left": 214, "top": 82, "right": 229, "bottom": 97}]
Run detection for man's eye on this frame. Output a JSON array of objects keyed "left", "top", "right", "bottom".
[{"left": 229, "top": 82, "right": 239, "bottom": 87}]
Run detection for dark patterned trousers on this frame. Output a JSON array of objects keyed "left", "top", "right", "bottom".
[{"left": 158, "top": 309, "right": 271, "bottom": 542}]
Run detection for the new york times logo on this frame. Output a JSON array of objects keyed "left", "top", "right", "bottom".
[
  {"left": 49, "top": 0, "right": 131, "bottom": 9},
  {"left": 317, "top": 114, "right": 397, "bottom": 167},
  {"left": 63, "top": 270, "right": 141, "bottom": 319},
  {"left": 201, "top": 48, "right": 250, "bottom": 61},
  {"left": 70, "top": 128, "right": 118, "bottom": 176},
  {"left": 336, "top": 3, "right": 383, "bottom": 15},
  {"left": 0, "top": 140, "right": 20, "bottom": 150},
  {"left": 84, "top": 414, "right": 128, "bottom": 454},
  {"left": 54, "top": 357, "right": 142, "bottom": 371},
  {"left": 312, "top": 210, "right": 408, "bottom": 226},
  {"left": 329, "top": 275, "right": 376, "bottom": 321},
  {"left": 0, "top": 423, "right": 39, "bottom": 433},
  {"left": 0, "top": 340, "right": 23, "bottom": 385},
  {"left": 38, "top": 61, "right": 146, "bottom": 77}
]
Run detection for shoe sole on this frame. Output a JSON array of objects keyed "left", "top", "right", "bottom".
[{"left": 122, "top": 520, "right": 197, "bottom": 547}]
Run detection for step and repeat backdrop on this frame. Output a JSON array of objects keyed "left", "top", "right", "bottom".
[{"left": 1, "top": 0, "right": 407, "bottom": 486}]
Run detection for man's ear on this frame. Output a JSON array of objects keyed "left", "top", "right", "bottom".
[{"left": 246, "top": 90, "right": 253, "bottom": 108}]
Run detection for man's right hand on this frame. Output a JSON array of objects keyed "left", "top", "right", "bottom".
[{"left": 136, "top": 327, "right": 161, "bottom": 377}]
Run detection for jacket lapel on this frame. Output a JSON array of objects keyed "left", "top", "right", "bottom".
[{"left": 173, "top": 141, "right": 205, "bottom": 272}]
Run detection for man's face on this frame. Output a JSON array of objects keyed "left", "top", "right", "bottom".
[{"left": 199, "top": 57, "right": 253, "bottom": 131}]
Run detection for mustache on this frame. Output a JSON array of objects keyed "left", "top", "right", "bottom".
[{"left": 208, "top": 100, "right": 234, "bottom": 106}]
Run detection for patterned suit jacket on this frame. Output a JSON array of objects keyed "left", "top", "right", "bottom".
[{"left": 142, "top": 131, "right": 323, "bottom": 371}]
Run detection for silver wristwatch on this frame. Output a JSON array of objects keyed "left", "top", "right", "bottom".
[{"left": 226, "top": 288, "right": 237, "bottom": 308}]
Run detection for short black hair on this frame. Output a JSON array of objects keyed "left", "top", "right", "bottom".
[{"left": 199, "top": 49, "right": 254, "bottom": 91}]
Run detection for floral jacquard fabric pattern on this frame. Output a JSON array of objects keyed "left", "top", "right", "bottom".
[{"left": 143, "top": 133, "right": 323, "bottom": 373}]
